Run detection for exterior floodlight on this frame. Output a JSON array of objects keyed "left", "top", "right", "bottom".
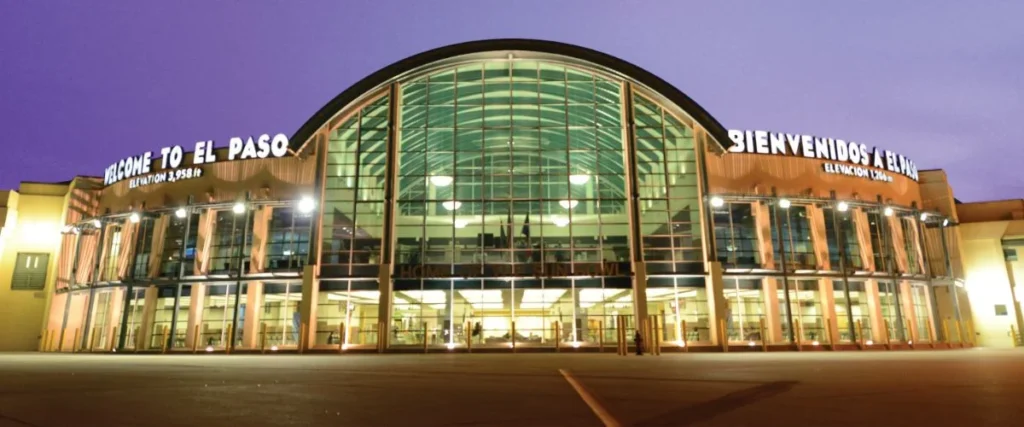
[
  {"left": 446, "top": 343, "right": 456, "bottom": 350},
  {"left": 883, "top": 207, "right": 894, "bottom": 217},
  {"left": 298, "top": 196, "right": 316, "bottom": 214},
  {"left": 91, "top": 219, "right": 102, "bottom": 228},
  {"left": 442, "top": 201, "right": 462, "bottom": 211},
  {"left": 710, "top": 196, "right": 725, "bottom": 208},
  {"left": 233, "top": 202, "right": 245, "bottom": 214},
  {"left": 559, "top": 199, "right": 579, "bottom": 210},
  {"left": 429, "top": 175, "right": 453, "bottom": 187},
  {"left": 175, "top": 208, "right": 187, "bottom": 219},
  {"left": 778, "top": 199, "right": 792, "bottom": 209},
  {"left": 942, "top": 218, "right": 950, "bottom": 227},
  {"left": 569, "top": 174, "right": 590, "bottom": 185},
  {"left": 837, "top": 201, "right": 849, "bottom": 212},
  {"left": 552, "top": 217, "right": 570, "bottom": 228},
  {"left": 128, "top": 213, "right": 140, "bottom": 223},
  {"left": 919, "top": 212, "right": 928, "bottom": 221}
]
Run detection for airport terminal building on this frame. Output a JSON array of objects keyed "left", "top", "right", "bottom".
[{"left": 2, "top": 39, "right": 1021, "bottom": 354}]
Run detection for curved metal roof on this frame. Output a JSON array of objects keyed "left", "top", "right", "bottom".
[{"left": 289, "top": 39, "right": 730, "bottom": 152}]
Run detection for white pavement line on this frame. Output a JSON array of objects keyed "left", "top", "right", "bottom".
[{"left": 558, "top": 369, "right": 622, "bottom": 427}]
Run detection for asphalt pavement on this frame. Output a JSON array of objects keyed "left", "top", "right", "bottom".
[{"left": 0, "top": 349, "right": 1021, "bottom": 426}]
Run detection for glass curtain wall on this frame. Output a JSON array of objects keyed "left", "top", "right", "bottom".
[
  {"left": 833, "top": 281, "right": 872, "bottom": 342},
  {"left": 722, "top": 278, "right": 765, "bottom": 342},
  {"left": 877, "top": 281, "right": 904, "bottom": 341},
  {"left": 260, "top": 282, "right": 302, "bottom": 347},
  {"left": 208, "top": 210, "right": 253, "bottom": 275},
  {"left": 314, "top": 280, "right": 380, "bottom": 347},
  {"left": 911, "top": 284, "right": 933, "bottom": 341},
  {"left": 199, "top": 284, "right": 245, "bottom": 349},
  {"left": 393, "top": 60, "right": 631, "bottom": 347},
  {"left": 901, "top": 218, "right": 923, "bottom": 275},
  {"left": 102, "top": 225, "right": 123, "bottom": 281},
  {"left": 322, "top": 96, "right": 388, "bottom": 277},
  {"left": 131, "top": 219, "right": 155, "bottom": 279},
  {"left": 159, "top": 212, "right": 199, "bottom": 278},
  {"left": 265, "top": 208, "right": 312, "bottom": 272},
  {"left": 647, "top": 277, "right": 708, "bottom": 344},
  {"left": 122, "top": 288, "right": 146, "bottom": 349},
  {"left": 713, "top": 203, "right": 760, "bottom": 268},
  {"left": 633, "top": 95, "right": 703, "bottom": 275},
  {"left": 771, "top": 205, "right": 816, "bottom": 270},
  {"left": 823, "top": 207, "right": 862, "bottom": 270},
  {"left": 87, "top": 291, "right": 113, "bottom": 351},
  {"left": 780, "top": 279, "right": 824, "bottom": 343}
]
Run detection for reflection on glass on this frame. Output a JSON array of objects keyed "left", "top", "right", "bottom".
[
  {"left": 878, "top": 281, "right": 904, "bottom": 341},
  {"left": 780, "top": 279, "right": 823, "bottom": 343},
  {"left": 833, "top": 281, "right": 871, "bottom": 342},
  {"left": 911, "top": 284, "right": 932, "bottom": 341},
  {"left": 200, "top": 284, "right": 244, "bottom": 349},
  {"left": 395, "top": 61, "right": 630, "bottom": 276},
  {"left": 714, "top": 204, "right": 760, "bottom": 268},
  {"left": 259, "top": 283, "right": 302, "bottom": 347},
  {"left": 315, "top": 280, "right": 380, "bottom": 347},
  {"left": 724, "top": 279, "right": 765, "bottom": 342},
  {"left": 771, "top": 206, "right": 816, "bottom": 270},
  {"left": 122, "top": 289, "right": 145, "bottom": 349},
  {"left": 648, "top": 277, "right": 708, "bottom": 345}
]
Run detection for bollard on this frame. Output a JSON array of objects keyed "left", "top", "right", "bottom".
[
  {"left": 554, "top": 322, "right": 560, "bottom": 352},
  {"left": 377, "top": 321, "right": 385, "bottom": 353},
  {"left": 956, "top": 320, "right": 965, "bottom": 347},
  {"left": 41, "top": 330, "right": 49, "bottom": 352},
  {"left": 622, "top": 315, "right": 629, "bottom": 356},
  {"left": 616, "top": 316, "right": 624, "bottom": 356},
  {"left": 883, "top": 320, "right": 892, "bottom": 350},
  {"left": 681, "top": 320, "right": 688, "bottom": 353},
  {"left": 161, "top": 326, "right": 169, "bottom": 354},
  {"left": 759, "top": 317, "right": 768, "bottom": 352},
  {"left": 966, "top": 322, "right": 975, "bottom": 346},
  {"left": 909, "top": 317, "right": 917, "bottom": 348},
  {"left": 72, "top": 328, "right": 81, "bottom": 353},
  {"left": 423, "top": 323, "right": 429, "bottom": 353},
  {"left": 192, "top": 325, "right": 200, "bottom": 354},
  {"left": 927, "top": 319, "right": 937, "bottom": 347},
  {"left": 88, "top": 329, "right": 96, "bottom": 352},
  {"left": 342, "top": 323, "right": 350, "bottom": 352},
  {"left": 794, "top": 323, "right": 802, "bottom": 352},
  {"left": 719, "top": 318, "right": 728, "bottom": 352},
  {"left": 942, "top": 320, "right": 951, "bottom": 346},
  {"left": 466, "top": 322, "right": 472, "bottom": 353},
  {"left": 598, "top": 321, "right": 603, "bottom": 353},
  {"left": 299, "top": 323, "right": 307, "bottom": 354},
  {"left": 225, "top": 324, "right": 234, "bottom": 354},
  {"left": 856, "top": 320, "right": 865, "bottom": 350},
  {"left": 58, "top": 328, "right": 67, "bottom": 352},
  {"left": 653, "top": 315, "right": 661, "bottom": 356},
  {"left": 259, "top": 322, "right": 267, "bottom": 354},
  {"left": 1012, "top": 325, "right": 1019, "bottom": 346},
  {"left": 511, "top": 321, "right": 517, "bottom": 353},
  {"left": 133, "top": 327, "right": 141, "bottom": 353},
  {"left": 109, "top": 327, "right": 118, "bottom": 351},
  {"left": 826, "top": 317, "right": 836, "bottom": 351}
]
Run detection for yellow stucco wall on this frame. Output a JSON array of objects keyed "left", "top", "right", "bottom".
[
  {"left": 0, "top": 185, "right": 68, "bottom": 351},
  {"left": 959, "top": 221, "right": 1021, "bottom": 347}
]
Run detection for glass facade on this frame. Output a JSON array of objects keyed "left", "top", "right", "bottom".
[
  {"left": 42, "top": 48, "right": 953, "bottom": 356},
  {"left": 714, "top": 203, "right": 760, "bottom": 268},
  {"left": 772, "top": 205, "right": 816, "bottom": 270}
]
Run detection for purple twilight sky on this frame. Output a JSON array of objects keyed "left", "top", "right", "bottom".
[{"left": 1, "top": 1, "right": 1021, "bottom": 202}]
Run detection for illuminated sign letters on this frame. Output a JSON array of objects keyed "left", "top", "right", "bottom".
[
  {"left": 726, "top": 129, "right": 918, "bottom": 181},
  {"left": 104, "top": 133, "right": 290, "bottom": 186}
]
